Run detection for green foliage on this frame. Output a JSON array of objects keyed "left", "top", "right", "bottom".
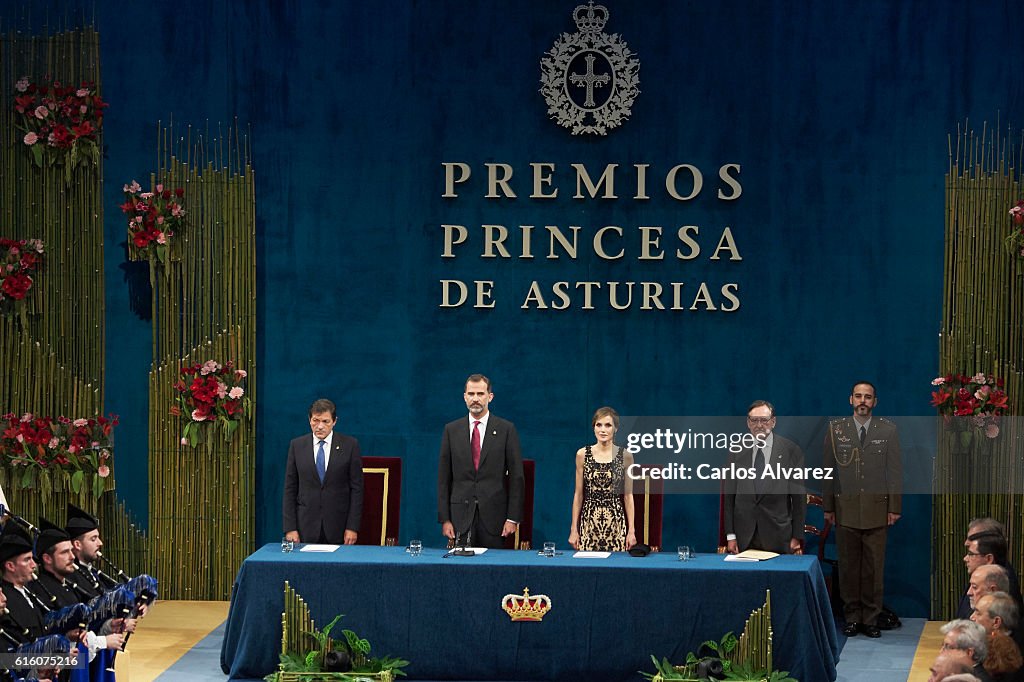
[
  {"left": 276, "top": 613, "right": 410, "bottom": 678},
  {"left": 645, "top": 630, "right": 797, "bottom": 682}
]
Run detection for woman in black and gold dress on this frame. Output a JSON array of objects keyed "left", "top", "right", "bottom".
[{"left": 568, "top": 406, "right": 636, "bottom": 551}]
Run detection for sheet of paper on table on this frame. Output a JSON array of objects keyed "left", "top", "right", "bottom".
[
  {"left": 299, "top": 544, "right": 340, "bottom": 552},
  {"left": 573, "top": 551, "right": 612, "bottom": 558},
  {"left": 724, "top": 549, "right": 779, "bottom": 562}
]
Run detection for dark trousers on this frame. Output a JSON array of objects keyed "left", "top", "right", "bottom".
[
  {"left": 455, "top": 514, "right": 505, "bottom": 549},
  {"left": 836, "top": 524, "right": 887, "bottom": 625},
  {"left": 472, "top": 516, "right": 505, "bottom": 549},
  {"left": 748, "top": 524, "right": 791, "bottom": 555}
]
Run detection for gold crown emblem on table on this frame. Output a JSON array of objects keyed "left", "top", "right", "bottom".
[{"left": 502, "top": 587, "right": 552, "bottom": 621}]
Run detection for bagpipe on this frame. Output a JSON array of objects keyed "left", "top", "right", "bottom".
[
  {"left": 2, "top": 633, "right": 73, "bottom": 682},
  {"left": 1, "top": 505, "right": 159, "bottom": 645},
  {"left": 46, "top": 574, "right": 157, "bottom": 639},
  {"left": 0, "top": 506, "right": 38, "bottom": 536}
]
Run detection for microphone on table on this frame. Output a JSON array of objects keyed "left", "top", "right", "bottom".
[{"left": 449, "top": 500, "right": 477, "bottom": 557}]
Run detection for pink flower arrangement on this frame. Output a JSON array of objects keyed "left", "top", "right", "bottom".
[
  {"left": 930, "top": 373, "right": 1009, "bottom": 438},
  {"left": 12, "top": 75, "right": 106, "bottom": 179},
  {"left": 0, "top": 412, "right": 117, "bottom": 498},
  {"left": 120, "top": 180, "right": 186, "bottom": 268},
  {"left": 170, "top": 360, "right": 251, "bottom": 448}
]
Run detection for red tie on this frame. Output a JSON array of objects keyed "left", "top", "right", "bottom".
[{"left": 472, "top": 420, "right": 481, "bottom": 470}]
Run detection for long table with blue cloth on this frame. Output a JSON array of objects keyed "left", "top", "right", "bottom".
[{"left": 220, "top": 544, "right": 839, "bottom": 681}]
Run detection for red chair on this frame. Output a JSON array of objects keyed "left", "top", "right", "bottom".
[
  {"left": 503, "top": 459, "right": 535, "bottom": 550},
  {"left": 357, "top": 456, "right": 402, "bottom": 546},
  {"left": 629, "top": 465, "right": 664, "bottom": 552}
]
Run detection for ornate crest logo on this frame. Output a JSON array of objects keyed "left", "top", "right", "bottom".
[{"left": 540, "top": 1, "right": 640, "bottom": 136}]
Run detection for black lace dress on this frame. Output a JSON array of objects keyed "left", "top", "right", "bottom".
[{"left": 579, "top": 445, "right": 627, "bottom": 551}]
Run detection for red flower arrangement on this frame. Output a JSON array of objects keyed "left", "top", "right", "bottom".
[
  {"left": 930, "top": 373, "right": 1009, "bottom": 438},
  {"left": 171, "top": 360, "right": 251, "bottom": 448},
  {"left": 0, "top": 237, "right": 44, "bottom": 324},
  {"left": 0, "top": 412, "right": 118, "bottom": 498},
  {"left": 13, "top": 75, "right": 107, "bottom": 180},
  {"left": 1007, "top": 201, "right": 1024, "bottom": 263},
  {"left": 120, "top": 180, "right": 186, "bottom": 271}
]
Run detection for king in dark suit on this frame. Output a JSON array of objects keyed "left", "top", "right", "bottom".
[
  {"left": 437, "top": 374, "right": 525, "bottom": 549},
  {"left": 724, "top": 400, "right": 807, "bottom": 555},
  {"left": 283, "top": 398, "right": 364, "bottom": 545}
]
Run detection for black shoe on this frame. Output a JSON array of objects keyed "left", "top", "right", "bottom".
[
  {"left": 842, "top": 622, "right": 860, "bottom": 636},
  {"left": 860, "top": 624, "right": 881, "bottom": 638}
]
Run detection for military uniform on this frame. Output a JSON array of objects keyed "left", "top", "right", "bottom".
[{"left": 822, "top": 416, "right": 902, "bottom": 628}]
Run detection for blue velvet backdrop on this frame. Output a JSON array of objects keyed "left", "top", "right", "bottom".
[{"left": 66, "top": 0, "right": 1024, "bottom": 619}]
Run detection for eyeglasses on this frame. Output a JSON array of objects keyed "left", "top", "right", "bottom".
[
  {"left": 747, "top": 417, "right": 774, "bottom": 425},
  {"left": 964, "top": 550, "right": 983, "bottom": 557}
]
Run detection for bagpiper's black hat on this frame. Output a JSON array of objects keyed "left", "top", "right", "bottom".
[
  {"left": 65, "top": 503, "right": 98, "bottom": 539},
  {"left": 35, "top": 517, "right": 70, "bottom": 558},
  {"left": 0, "top": 521, "right": 34, "bottom": 564}
]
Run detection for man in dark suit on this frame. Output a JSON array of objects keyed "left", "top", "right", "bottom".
[
  {"left": 823, "top": 381, "right": 902, "bottom": 638},
  {"left": 283, "top": 398, "right": 364, "bottom": 545},
  {"left": 437, "top": 374, "right": 525, "bottom": 549},
  {"left": 724, "top": 400, "right": 807, "bottom": 555}
]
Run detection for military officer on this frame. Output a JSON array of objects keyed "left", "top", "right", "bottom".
[{"left": 823, "top": 381, "right": 902, "bottom": 638}]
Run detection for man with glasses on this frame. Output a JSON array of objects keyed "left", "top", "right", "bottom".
[
  {"left": 823, "top": 381, "right": 902, "bottom": 638},
  {"left": 957, "top": 524, "right": 1023, "bottom": 621},
  {"left": 723, "top": 400, "right": 806, "bottom": 555},
  {"left": 939, "top": 620, "right": 993, "bottom": 681}
]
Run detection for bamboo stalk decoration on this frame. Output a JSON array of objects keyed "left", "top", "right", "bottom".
[
  {"left": 0, "top": 25, "right": 147, "bottom": 572},
  {"left": 934, "top": 121, "right": 1024, "bottom": 618},
  {"left": 137, "top": 122, "right": 257, "bottom": 600},
  {"left": 729, "top": 590, "right": 772, "bottom": 675},
  {"left": 281, "top": 581, "right": 319, "bottom": 660}
]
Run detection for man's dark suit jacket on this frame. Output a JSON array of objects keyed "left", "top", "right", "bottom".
[
  {"left": 283, "top": 431, "right": 364, "bottom": 544},
  {"left": 437, "top": 414, "right": 524, "bottom": 537},
  {"left": 723, "top": 434, "right": 807, "bottom": 554}
]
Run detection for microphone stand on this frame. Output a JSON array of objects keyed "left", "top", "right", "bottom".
[{"left": 449, "top": 501, "right": 477, "bottom": 557}]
